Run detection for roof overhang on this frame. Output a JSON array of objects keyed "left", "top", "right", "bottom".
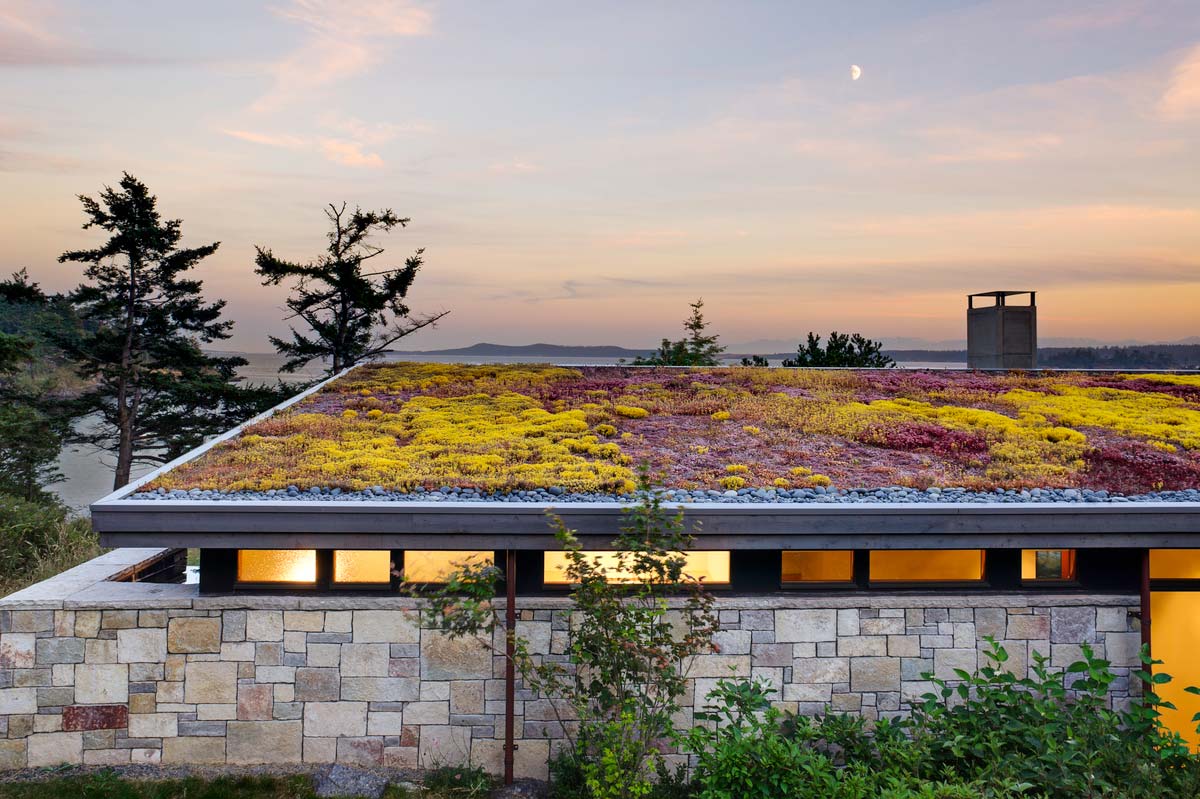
[{"left": 92, "top": 498, "right": 1200, "bottom": 550}]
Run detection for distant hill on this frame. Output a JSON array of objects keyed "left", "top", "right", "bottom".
[{"left": 391, "top": 342, "right": 655, "bottom": 358}]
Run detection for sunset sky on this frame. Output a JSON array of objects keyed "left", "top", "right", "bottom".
[{"left": 2, "top": 0, "right": 1198, "bottom": 351}]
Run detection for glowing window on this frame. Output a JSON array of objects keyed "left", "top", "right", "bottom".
[
  {"left": 1152, "top": 592, "right": 1200, "bottom": 750},
  {"left": 870, "top": 550, "right": 985, "bottom": 583},
  {"left": 334, "top": 550, "right": 392, "bottom": 584},
  {"left": 1150, "top": 550, "right": 1200, "bottom": 580},
  {"left": 237, "top": 550, "right": 316, "bottom": 583},
  {"left": 782, "top": 551, "right": 854, "bottom": 583},
  {"left": 1021, "top": 550, "right": 1076, "bottom": 581},
  {"left": 543, "top": 551, "right": 730, "bottom": 585},
  {"left": 403, "top": 551, "right": 494, "bottom": 583}
]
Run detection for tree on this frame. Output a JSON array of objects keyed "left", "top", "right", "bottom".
[
  {"left": 59, "top": 173, "right": 283, "bottom": 489},
  {"left": 740, "top": 355, "right": 769, "bottom": 367},
  {"left": 782, "top": 331, "right": 895, "bottom": 368},
  {"left": 255, "top": 203, "right": 449, "bottom": 374},
  {"left": 0, "top": 331, "right": 65, "bottom": 501},
  {"left": 419, "top": 468, "right": 718, "bottom": 799},
  {"left": 633, "top": 298, "right": 725, "bottom": 366}
]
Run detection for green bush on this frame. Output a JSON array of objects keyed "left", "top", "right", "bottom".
[
  {"left": 681, "top": 639, "right": 1200, "bottom": 799},
  {"left": 421, "top": 764, "right": 493, "bottom": 799},
  {"left": 0, "top": 494, "right": 99, "bottom": 595}
]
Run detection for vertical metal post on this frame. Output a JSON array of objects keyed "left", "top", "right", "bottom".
[
  {"left": 1140, "top": 548, "right": 1152, "bottom": 663},
  {"left": 504, "top": 549, "right": 516, "bottom": 785}
]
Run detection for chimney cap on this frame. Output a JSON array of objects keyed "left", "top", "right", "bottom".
[{"left": 967, "top": 290, "right": 1034, "bottom": 298}]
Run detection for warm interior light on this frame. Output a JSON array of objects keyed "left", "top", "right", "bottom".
[
  {"left": 782, "top": 550, "right": 854, "bottom": 583},
  {"left": 403, "top": 551, "right": 494, "bottom": 583},
  {"left": 1152, "top": 592, "right": 1200, "bottom": 750},
  {"left": 870, "top": 550, "right": 985, "bottom": 582},
  {"left": 334, "top": 550, "right": 392, "bottom": 583},
  {"left": 237, "top": 550, "right": 317, "bottom": 583},
  {"left": 1021, "top": 549, "right": 1076, "bottom": 580},
  {"left": 542, "top": 551, "right": 730, "bottom": 585},
  {"left": 1150, "top": 549, "right": 1200, "bottom": 580}
]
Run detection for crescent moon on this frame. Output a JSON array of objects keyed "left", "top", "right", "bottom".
[{"left": 850, "top": 65, "right": 862, "bottom": 80}]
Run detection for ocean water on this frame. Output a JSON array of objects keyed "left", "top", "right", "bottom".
[{"left": 49, "top": 352, "right": 963, "bottom": 511}]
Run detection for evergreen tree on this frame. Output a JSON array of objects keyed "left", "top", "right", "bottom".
[
  {"left": 255, "top": 203, "right": 449, "bottom": 374},
  {"left": 634, "top": 298, "right": 726, "bottom": 366},
  {"left": 782, "top": 331, "right": 895, "bottom": 368},
  {"left": 59, "top": 173, "right": 280, "bottom": 489},
  {"left": 0, "top": 331, "right": 65, "bottom": 501}
]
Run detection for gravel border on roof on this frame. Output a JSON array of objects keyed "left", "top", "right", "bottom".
[{"left": 129, "top": 485, "right": 1200, "bottom": 505}]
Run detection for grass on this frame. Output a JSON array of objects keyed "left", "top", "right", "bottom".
[
  {"left": 0, "top": 496, "right": 101, "bottom": 597},
  {"left": 0, "top": 773, "right": 417, "bottom": 799}
]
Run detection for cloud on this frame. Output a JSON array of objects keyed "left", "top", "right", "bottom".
[
  {"left": 488, "top": 159, "right": 540, "bottom": 175},
  {"left": 0, "top": 0, "right": 171, "bottom": 67},
  {"left": 256, "top": 0, "right": 432, "bottom": 111},
  {"left": 318, "top": 138, "right": 383, "bottom": 167},
  {"left": 221, "top": 129, "right": 308, "bottom": 150},
  {"left": 922, "top": 128, "right": 1063, "bottom": 163},
  {"left": 1160, "top": 43, "right": 1200, "bottom": 119}
]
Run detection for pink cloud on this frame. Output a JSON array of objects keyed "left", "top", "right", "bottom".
[
  {"left": 318, "top": 138, "right": 384, "bottom": 168},
  {"left": 1160, "top": 43, "right": 1200, "bottom": 119}
]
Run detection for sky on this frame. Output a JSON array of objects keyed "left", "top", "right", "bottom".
[{"left": 1, "top": 0, "right": 1199, "bottom": 351}]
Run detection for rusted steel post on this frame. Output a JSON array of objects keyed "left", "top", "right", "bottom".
[
  {"left": 1140, "top": 548, "right": 1152, "bottom": 661},
  {"left": 504, "top": 549, "right": 516, "bottom": 785}
]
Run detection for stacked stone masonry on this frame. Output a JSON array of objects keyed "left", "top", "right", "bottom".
[{"left": 0, "top": 590, "right": 1141, "bottom": 774}]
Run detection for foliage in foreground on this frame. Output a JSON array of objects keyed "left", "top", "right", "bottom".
[{"left": 0, "top": 495, "right": 99, "bottom": 596}]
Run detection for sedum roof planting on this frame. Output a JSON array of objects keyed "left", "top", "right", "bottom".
[{"left": 142, "top": 363, "right": 1200, "bottom": 501}]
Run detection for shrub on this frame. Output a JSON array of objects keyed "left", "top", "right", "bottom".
[
  {"left": 422, "top": 764, "right": 493, "bottom": 799},
  {"left": 0, "top": 495, "right": 99, "bottom": 595}
]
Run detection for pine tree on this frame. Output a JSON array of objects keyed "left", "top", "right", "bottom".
[
  {"left": 782, "top": 331, "right": 895, "bottom": 368},
  {"left": 59, "top": 173, "right": 279, "bottom": 489},
  {"left": 633, "top": 298, "right": 726, "bottom": 366},
  {"left": 255, "top": 203, "right": 449, "bottom": 374}
]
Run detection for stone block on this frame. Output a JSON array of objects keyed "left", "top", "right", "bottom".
[
  {"left": 0, "top": 687, "right": 37, "bottom": 714},
  {"left": 295, "top": 668, "right": 340, "bottom": 702},
  {"left": 129, "top": 713, "right": 177, "bottom": 738},
  {"left": 933, "top": 648, "right": 978, "bottom": 679},
  {"left": 325, "top": 611, "right": 353, "bottom": 633},
  {"left": 255, "top": 666, "right": 296, "bottom": 683},
  {"left": 352, "top": 610, "right": 419, "bottom": 643},
  {"left": 84, "top": 749, "right": 129, "bottom": 766},
  {"left": 340, "top": 677, "right": 420, "bottom": 702},
  {"left": 12, "top": 610, "right": 53, "bottom": 632},
  {"left": 85, "top": 639, "right": 118, "bottom": 664},
  {"left": 974, "top": 607, "right": 1007, "bottom": 640},
  {"left": 341, "top": 643, "right": 390, "bottom": 677},
  {"left": 837, "top": 609, "right": 860, "bottom": 636},
  {"left": 284, "top": 631, "right": 307, "bottom": 653},
  {"left": 782, "top": 683, "right": 832, "bottom": 702},
  {"left": 712, "top": 630, "right": 751, "bottom": 655},
  {"left": 74, "top": 664, "right": 128, "bottom": 704},
  {"left": 1051, "top": 607, "right": 1096, "bottom": 644},
  {"left": 246, "top": 611, "right": 283, "bottom": 642},
  {"left": 1007, "top": 614, "right": 1050, "bottom": 640},
  {"left": 75, "top": 611, "right": 101, "bottom": 638},
  {"left": 1105, "top": 632, "right": 1141, "bottom": 667},
  {"left": 101, "top": 610, "right": 138, "bottom": 630},
  {"left": 419, "top": 725, "right": 471, "bottom": 768},
  {"left": 308, "top": 643, "right": 341, "bottom": 668},
  {"left": 220, "top": 642, "right": 255, "bottom": 661},
  {"left": 792, "top": 657, "right": 848, "bottom": 684},
  {"left": 184, "top": 661, "right": 238, "bottom": 704},
  {"left": 118, "top": 628, "right": 167, "bottom": 663},
  {"left": 337, "top": 736, "right": 384, "bottom": 766},
  {"left": 168, "top": 618, "right": 222, "bottom": 654},
  {"left": 367, "top": 711, "right": 406, "bottom": 735},
  {"left": 198, "top": 703, "right": 239, "bottom": 720},
  {"left": 62, "top": 704, "right": 127, "bottom": 731},
  {"left": 775, "top": 609, "right": 836, "bottom": 642},
  {"left": 137, "top": 610, "right": 167, "bottom": 628},
  {"left": 450, "top": 681, "right": 484, "bottom": 715},
  {"left": 304, "top": 737, "right": 337, "bottom": 764},
  {"left": 162, "top": 736, "right": 225, "bottom": 764},
  {"left": 0, "top": 633, "right": 36, "bottom": 668},
  {"left": 851, "top": 657, "right": 901, "bottom": 692},
  {"left": 223, "top": 611, "right": 247, "bottom": 642},
  {"left": 237, "top": 683, "right": 274, "bottom": 720},
  {"left": 227, "top": 720, "right": 302, "bottom": 764},
  {"left": 36, "top": 637, "right": 84, "bottom": 665},
  {"left": 888, "top": 636, "right": 921, "bottom": 658},
  {"left": 274, "top": 683, "right": 294, "bottom": 703},
  {"left": 284, "top": 610, "right": 324, "bottom": 632},
  {"left": 421, "top": 631, "right": 491, "bottom": 680},
  {"left": 130, "top": 748, "right": 160, "bottom": 764},
  {"left": 0, "top": 740, "right": 26, "bottom": 770},
  {"left": 838, "top": 636, "right": 887, "bottom": 657},
  {"left": 157, "top": 681, "right": 184, "bottom": 704},
  {"left": 129, "top": 693, "right": 155, "bottom": 715},
  {"left": 860, "top": 617, "right": 905, "bottom": 636},
  {"left": 689, "top": 654, "right": 750, "bottom": 678},
  {"left": 1096, "top": 608, "right": 1129, "bottom": 632},
  {"left": 304, "top": 702, "right": 367, "bottom": 737},
  {"left": 404, "top": 701, "right": 449, "bottom": 725},
  {"left": 33, "top": 714, "right": 62, "bottom": 734},
  {"left": 750, "top": 643, "right": 791, "bottom": 667},
  {"left": 27, "top": 732, "right": 82, "bottom": 766}
]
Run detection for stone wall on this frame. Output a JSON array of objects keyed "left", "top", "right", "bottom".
[{"left": 0, "top": 551, "right": 1142, "bottom": 773}]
